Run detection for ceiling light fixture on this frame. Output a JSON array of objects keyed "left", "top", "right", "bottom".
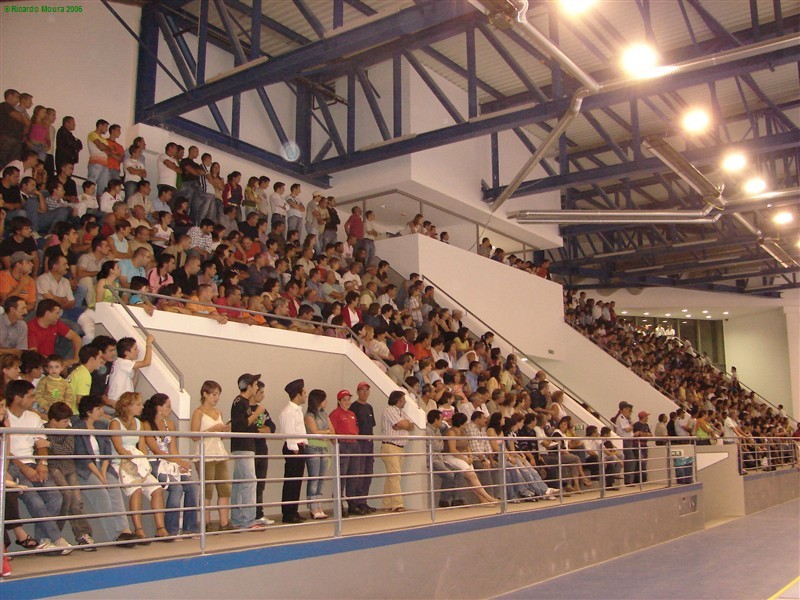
[
  {"left": 621, "top": 43, "right": 659, "bottom": 78},
  {"left": 559, "top": 0, "right": 596, "bottom": 14},
  {"left": 702, "top": 310, "right": 708, "bottom": 314},
  {"left": 723, "top": 311, "right": 729, "bottom": 315},
  {"left": 706, "top": 315, "right": 712, "bottom": 319},
  {"left": 681, "top": 108, "right": 710, "bottom": 134},
  {"left": 665, "top": 313, "right": 671, "bottom": 317},
  {"left": 743, "top": 177, "right": 767, "bottom": 195},
  {"left": 773, "top": 211, "right": 793, "bottom": 225},
  {"left": 643, "top": 312, "right": 650, "bottom": 316},
  {"left": 681, "top": 309, "right": 688, "bottom": 312},
  {"left": 686, "top": 314, "right": 692, "bottom": 318},
  {"left": 721, "top": 152, "right": 747, "bottom": 173}
]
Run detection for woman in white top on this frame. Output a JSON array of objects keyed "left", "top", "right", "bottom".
[
  {"left": 190, "top": 380, "right": 233, "bottom": 531},
  {"left": 109, "top": 392, "right": 168, "bottom": 543},
  {"left": 151, "top": 211, "right": 174, "bottom": 249}
]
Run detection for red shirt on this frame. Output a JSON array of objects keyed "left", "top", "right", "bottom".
[
  {"left": 27, "top": 318, "right": 71, "bottom": 356},
  {"left": 390, "top": 339, "right": 413, "bottom": 361},
  {"left": 329, "top": 407, "right": 359, "bottom": 442},
  {"left": 344, "top": 214, "right": 364, "bottom": 239}
]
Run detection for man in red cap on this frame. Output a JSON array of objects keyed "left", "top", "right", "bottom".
[
  {"left": 329, "top": 390, "right": 365, "bottom": 516},
  {"left": 348, "top": 382, "right": 377, "bottom": 513},
  {"left": 633, "top": 411, "right": 653, "bottom": 484}
]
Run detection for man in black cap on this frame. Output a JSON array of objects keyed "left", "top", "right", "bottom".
[
  {"left": 230, "top": 373, "right": 269, "bottom": 531},
  {"left": 278, "top": 379, "right": 308, "bottom": 523},
  {"left": 349, "top": 381, "right": 377, "bottom": 513}
]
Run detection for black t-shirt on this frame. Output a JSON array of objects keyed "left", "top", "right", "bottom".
[
  {"left": 172, "top": 268, "right": 198, "bottom": 294},
  {"left": 530, "top": 390, "right": 547, "bottom": 411},
  {"left": 90, "top": 360, "right": 113, "bottom": 397},
  {"left": 231, "top": 395, "right": 256, "bottom": 452},
  {"left": 43, "top": 244, "right": 79, "bottom": 269},
  {"left": 238, "top": 221, "right": 259, "bottom": 240},
  {"left": 47, "top": 175, "right": 78, "bottom": 199},
  {"left": 0, "top": 102, "right": 24, "bottom": 140},
  {"left": 249, "top": 401, "right": 275, "bottom": 454},
  {"left": 180, "top": 158, "right": 201, "bottom": 182},
  {"left": 349, "top": 400, "right": 375, "bottom": 435},
  {"left": 0, "top": 183, "right": 21, "bottom": 207},
  {"left": 0, "top": 235, "right": 37, "bottom": 258}
]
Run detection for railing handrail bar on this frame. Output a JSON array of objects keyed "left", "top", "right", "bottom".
[
  {"left": 106, "top": 286, "right": 422, "bottom": 403},
  {"left": 418, "top": 274, "right": 611, "bottom": 426}
]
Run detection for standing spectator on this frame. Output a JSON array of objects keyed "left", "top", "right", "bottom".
[
  {"left": 304, "top": 389, "right": 334, "bottom": 519},
  {"left": 278, "top": 379, "right": 309, "bottom": 523},
  {"left": 55, "top": 116, "right": 82, "bottom": 170},
  {"left": 322, "top": 196, "right": 339, "bottom": 250},
  {"left": 380, "top": 390, "right": 415, "bottom": 512},
  {"left": 361, "top": 210, "right": 380, "bottom": 267},
  {"left": 654, "top": 413, "right": 669, "bottom": 445},
  {"left": 614, "top": 402, "right": 635, "bottom": 485},
  {"left": 348, "top": 382, "right": 377, "bottom": 513},
  {"left": 344, "top": 206, "right": 364, "bottom": 247},
  {"left": 157, "top": 142, "right": 181, "bottom": 195},
  {"left": 6, "top": 380, "right": 74, "bottom": 553},
  {"left": 229, "top": 373, "right": 269, "bottom": 531},
  {"left": 87, "top": 120, "right": 110, "bottom": 196},
  {"left": 26, "top": 105, "right": 50, "bottom": 161},
  {"left": 190, "top": 381, "right": 233, "bottom": 532},
  {"left": 329, "top": 390, "right": 365, "bottom": 516},
  {"left": 105, "top": 125, "right": 124, "bottom": 185},
  {"left": 632, "top": 411, "right": 653, "bottom": 483},
  {"left": 250, "top": 380, "right": 276, "bottom": 526},
  {"left": 222, "top": 171, "right": 243, "bottom": 218},
  {"left": 285, "top": 183, "right": 305, "bottom": 238},
  {"left": 0, "top": 89, "right": 29, "bottom": 167},
  {"left": 269, "top": 181, "right": 287, "bottom": 227},
  {"left": 123, "top": 145, "right": 147, "bottom": 200}
]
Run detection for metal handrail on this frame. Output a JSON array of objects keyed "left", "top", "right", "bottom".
[
  {"left": 418, "top": 274, "right": 612, "bottom": 427},
  {"left": 569, "top": 317, "right": 797, "bottom": 426},
  {"left": 103, "top": 286, "right": 421, "bottom": 401}
]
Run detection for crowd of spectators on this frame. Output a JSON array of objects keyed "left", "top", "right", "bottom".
[{"left": 564, "top": 289, "right": 799, "bottom": 462}]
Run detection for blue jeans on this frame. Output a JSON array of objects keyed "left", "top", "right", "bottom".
[
  {"left": 79, "top": 470, "right": 130, "bottom": 542},
  {"left": 230, "top": 451, "right": 256, "bottom": 528},
  {"left": 9, "top": 463, "right": 63, "bottom": 542},
  {"left": 88, "top": 163, "right": 110, "bottom": 198},
  {"left": 287, "top": 215, "right": 304, "bottom": 239},
  {"left": 304, "top": 445, "right": 328, "bottom": 511},
  {"left": 337, "top": 442, "right": 364, "bottom": 510},
  {"left": 158, "top": 472, "right": 199, "bottom": 535},
  {"left": 354, "top": 439, "right": 374, "bottom": 507}
]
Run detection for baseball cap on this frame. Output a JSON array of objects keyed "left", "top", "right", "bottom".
[
  {"left": 357, "top": 382, "right": 370, "bottom": 390},
  {"left": 284, "top": 378, "right": 305, "bottom": 398},
  {"left": 237, "top": 373, "right": 261, "bottom": 391},
  {"left": 10, "top": 251, "right": 34, "bottom": 264},
  {"left": 638, "top": 411, "right": 650, "bottom": 419},
  {"left": 337, "top": 390, "right": 352, "bottom": 401},
  {"left": 620, "top": 402, "right": 633, "bottom": 410}
]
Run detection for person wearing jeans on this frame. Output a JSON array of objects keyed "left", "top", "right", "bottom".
[
  {"left": 329, "top": 390, "right": 366, "bottom": 515},
  {"left": 229, "top": 373, "right": 269, "bottom": 531},
  {"left": 304, "top": 389, "right": 333, "bottom": 520},
  {"left": 6, "top": 380, "right": 73, "bottom": 553}
]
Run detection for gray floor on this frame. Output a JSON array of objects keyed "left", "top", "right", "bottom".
[{"left": 497, "top": 498, "right": 800, "bottom": 600}]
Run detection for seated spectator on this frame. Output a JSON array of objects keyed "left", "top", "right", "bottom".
[
  {"left": 118, "top": 247, "right": 151, "bottom": 289},
  {"left": 0, "top": 295, "right": 29, "bottom": 354},
  {"left": 27, "top": 299, "right": 82, "bottom": 363},
  {"left": 0, "top": 217, "right": 39, "bottom": 274},
  {"left": 444, "top": 413, "right": 496, "bottom": 504},
  {"left": 5, "top": 379, "right": 74, "bottom": 553},
  {"left": 0, "top": 251, "right": 37, "bottom": 311},
  {"left": 36, "top": 254, "right": 80, "bottom": 321},
  {"left": 186, "top": 284, "right": 228, "bottom": 324},
  {"left": 34, "top": 353, "right": 75, "bottom": 419},
  {"left": 141, "top": 394, "right": 199, "bottom": 537},
  {"left": 45, "top": 401, "right": 97, "bottom": 550},
  {"left": 147, "top": 253, "right": 175, "bottom": 294},
  {"left": 109, "top": 391, "right": 169, "bottom": 542}
]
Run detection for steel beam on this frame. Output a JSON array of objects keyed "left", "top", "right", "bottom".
[{"left": 143, "top": 1, "right": 475, "bottom": 122}]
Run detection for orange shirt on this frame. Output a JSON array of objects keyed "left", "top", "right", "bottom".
[
  {"left": 0, "top": 270, "right": 37, "bottom": 307},
  {"left": 107, "top": 140, "right": 124, "bottom": 171}
]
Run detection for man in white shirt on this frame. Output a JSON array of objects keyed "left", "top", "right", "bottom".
[
  {"left": 380, "top": 390, "right": 415, "bottom": 512},
  {"left": 269, "top": 181, "right": 287, "bottom": 226},
  {"left": 6, "top": 379, "right": 74, "bottom": 553},
  {"left": 286, "top": 183, "right": 305, "bottom": 239},
  {"left": 674, "top": 408, "right": 694, "bottom": 442},
  {"left": 614, "top": 402, "right": 634, "bottom": 485},
  {"left": 278, "top": 378, "right": 308, "bottom": 523},
  {"left": 722, "top": 410, "right": 746, "bottom": 444},
  {"left": 459, "top": 392, "right": 490, "bottom": 421},
  {"left": 156, "top": 142, "right": 180, "bottom": 194},
  {"left": 106, "top": 335, "right": 154, "bottom": 404}
]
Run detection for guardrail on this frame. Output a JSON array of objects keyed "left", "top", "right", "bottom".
[{"left": 4, "top": 427, "right": 771, "bottom": 562}]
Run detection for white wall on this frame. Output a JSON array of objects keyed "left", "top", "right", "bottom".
[
  {"left": 723, "top": 309, "right": 795, "bottom": 416},
  {"left": 376, "top": 234, "right": 564, "bottom": 360}
]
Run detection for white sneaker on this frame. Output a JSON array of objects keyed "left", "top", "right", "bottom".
[
  {"left": 544, "top": 488, "right": 559, "bottom": 498},
  {"left": 36, "top": 538, "right": 54, "bottom": 551},
  {"left": 254, "top": 517, "right": 275, "bottom": 526},
  {"left": 54, "top": 538, "right": 74, "bottom": 555}
]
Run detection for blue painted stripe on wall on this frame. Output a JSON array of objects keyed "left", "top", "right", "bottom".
[
  {"left": 1, "top": 484, "right": 701, "bottom": 599},
  {"left": 744, "top": 467, "right": 799, "bottom": 482}
]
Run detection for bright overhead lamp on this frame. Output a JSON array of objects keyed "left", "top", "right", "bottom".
[
  {"left": 701, "top": 310, "right": 708, "bottom": 314},
  {"left": 686, "top": 314, "right": 692, "bottom": 318},
  {"left": 643, "top": 312, "right": 650, "bottom": 316},
  {"left": 705, "top": 315, "right": 712, "bottom": 319},
  {"left": 743, "top": 177, "right": 767, "bottom": 195},
  {"left": 621, "top": 311, "right": 628, "bottom": 315},
  {"left": 721, "top": 152, "right": 747, "bottom": 173},
  {"left": 681, "top": 309, "right": 688, "bottom": 312},
  {"left": 621, "top": 43, "right": 659, "bottom": 78},
  {"left": 797, "top": 239, "right": 800, "bottom": 249},
  {"left": 559, "top": 0, "right": 596, "bottom": 14},
  {"left": 773, "top": 211, "right": 793, "bottom": 225},
  {"left": 681, "top": 108, "right": 710, "bottom": 134},
  {"left": 665, "top": 313, "right": 671, "bottom": 317},
  {"left": 723, "top": 311, "right": 729, "bottom": 315}
]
